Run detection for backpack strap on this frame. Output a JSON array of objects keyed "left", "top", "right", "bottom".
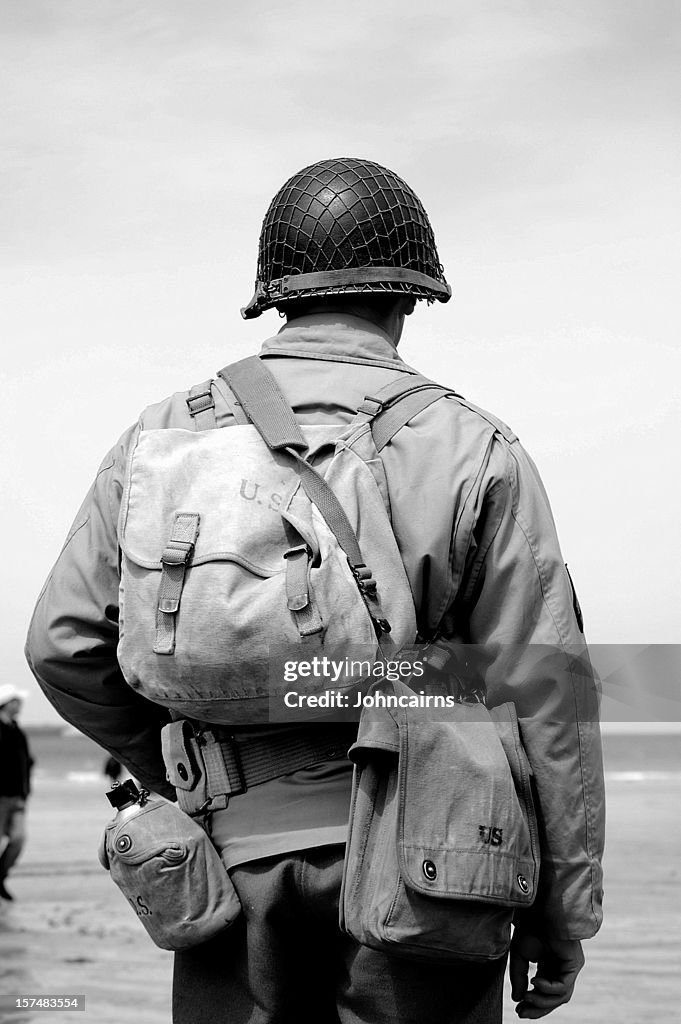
[
  {"left": 220, "top": 356, "right": 392, "bottom": 638},
  {"left": 358, "top": 375, "right": 460, "bottom": 452},
  {"left": 186, "top": 380, "right": 218, "bottom": 430},
  {"left": 220, "top": 357, "right": 308, "bottom": 452},
  {"left": 187, "top": 377, "right": 251, "bottom": 429},
  {"left": 213, "top": 375, "right": 250, "bottom": 425}
]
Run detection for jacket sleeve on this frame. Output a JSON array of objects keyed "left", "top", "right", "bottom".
[
  {"left": 24, "top": 426, "right": 174, "bottom": 798},
  {"left": 453, "top": 435, "right": 605, "bottom": 941}
]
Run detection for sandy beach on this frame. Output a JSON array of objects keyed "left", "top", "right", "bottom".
[
  {"left": 0, "top": 774, "right": 172, "bottom": 1024},
  {"left": 1, "top": 734, "right": 679, "bottom": 1024}
]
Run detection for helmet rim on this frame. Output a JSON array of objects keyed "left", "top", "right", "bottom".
[
  {"left": 242, "top": 157, "right": 451, "bottom": 320},
  {"left": 241, "top": 266, "right": 451, "bottom": 320}
]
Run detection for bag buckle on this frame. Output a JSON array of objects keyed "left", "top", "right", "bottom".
[
  {"left": 349, "top": 562, "right": 378, "bottom": 597},
  {"left": 161, "top": 539, "right": 195, "bottom": 566},
  {"left": 348, "top": 560, "right": 392, "bottom": 637},
  {"left": 357, "top": 396, "right": 384, "bottom": 416}
]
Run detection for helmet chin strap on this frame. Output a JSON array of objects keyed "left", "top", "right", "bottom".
[
  {"left": 242, "top": 268, "right": 450, "bottom": 321},
  {"left": 241, "top": 281, "right": 268, "bottom": 320}
]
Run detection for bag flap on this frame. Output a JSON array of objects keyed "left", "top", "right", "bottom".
[
  {"left": 395, "top": 693, "right": 537, "bottom": 905},
  {"left": 348, "top": 690, "right": 400, "bottom": 762},
  {"left": 161, "top": 720, "right": 202, "bottom": 792},
  {"left": 119, "top": 424, "right": 341, "bottom": 570}
]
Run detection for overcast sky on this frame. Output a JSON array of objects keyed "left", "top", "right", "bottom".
[{"left": 2, "top": 0, "right": 679, "bottom": 723}]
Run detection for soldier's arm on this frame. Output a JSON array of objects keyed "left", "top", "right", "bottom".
[
  {"left": 25, "top": 427, "right": 173, "bottom": 797},
  {"left": 452, "top": 437, "right": 604, "bottom": 1014},
  {"left": 455, "top": 437, "right": 605, "bottom": 936}
]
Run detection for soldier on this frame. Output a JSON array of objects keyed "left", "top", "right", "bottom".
[{"left": 26, "top": 158, "right": 604, "bottom": 1023}]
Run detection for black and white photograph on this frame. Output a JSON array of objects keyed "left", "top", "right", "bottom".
[{"left": 1, "top": 3, "right": 679, "bottom": 1023}]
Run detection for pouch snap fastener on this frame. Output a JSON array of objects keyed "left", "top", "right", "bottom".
[
  {"left": 116, "top": 834, "right": 132, "bottom": 853},
  {"left": 517, "top": 874, "right": 530, "bottom": 894},
  {"left": 422, "top": 859, "right": 437, "bottom": 881}
]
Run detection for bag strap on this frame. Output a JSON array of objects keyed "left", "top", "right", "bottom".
[
  {"left": 219, "top": 358, "right": 308, "bottom": 452},
  {"left": 357, "top": 375, "right": 458, "bottom": 451},
  {"left": 189, "top": 364, "right": 457, "bottom": 445},
  {"left": 186, "top": 380, "right": 218, "bottom": 430},
  {"left": 220, "top": 356, "right": 391, "bottom": 637},
  {"left": 219, "top": 356, "right": 456, "bottom": 560}
]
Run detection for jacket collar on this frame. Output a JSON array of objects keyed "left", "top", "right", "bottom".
[{"left": 259, "top": 313, "right": 412, "bottom": 370}]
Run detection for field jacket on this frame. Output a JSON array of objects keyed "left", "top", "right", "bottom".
[{"left": 25, "top": 313, "right": 605, "bottom": 940}]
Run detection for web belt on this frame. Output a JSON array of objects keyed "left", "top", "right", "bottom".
[
  {"left": 164, "top": 722, "right": 357, "bottom": 817},
  {"left": 207, "top": 725, "right": 356, "bottom": 796}
]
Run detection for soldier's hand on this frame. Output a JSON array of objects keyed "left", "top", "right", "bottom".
[{"left": 509, "top": 930, "right": 585, "bottom": 1018}]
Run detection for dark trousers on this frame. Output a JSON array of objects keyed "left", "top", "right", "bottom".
[
  {"left": 173, "top": 845, "right": 505, "bottom": 1024},
  {"left": 0, "top": 797, "right": 26, "bottom": 880}
]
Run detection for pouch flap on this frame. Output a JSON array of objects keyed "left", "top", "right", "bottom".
[
  {"left": 105, "top": 798, "right": 199, "bottom": 866},
  {"left": 488, "top": 701, "right": 534, "bottom": 789},
  {"left": 395, "top": 691, "right": 537, "bottom": 907},
  {"left": 119, "top": 424, "right": 341, "bottom": 570},
  {"left": 107, "top": 832, "right": 188, "bottom": 868},
  {"left": 348, "top": 687, "right": 400, "bottom": 763},
  {"left": 161, "top": 720, "right": 202, "bottom": 792}
]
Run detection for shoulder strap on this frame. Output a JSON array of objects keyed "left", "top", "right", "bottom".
[
  {"left": 213, "top": 375, "right": 250, "bottom": 425},
  {"left": 219, "top": 357, "right": 308, "bottom": 452},
  {"left": 358, "top": 375, "right": 460, "bottom": 452},
  {"left": 186, "top": 375, "right": 257, "bottom": 430},
  {"left": 186, "top": 380, "right": 218, "bottom": 430},
  {"left": 219, "top": 356, "right": 358, "bottom": 560}
]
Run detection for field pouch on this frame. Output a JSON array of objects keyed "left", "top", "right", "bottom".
[
  {"left": 98, "top": 793, "right": 241, "bottom": 951},
  {"left": 339, "top": 681, "right": 540, "bottom": 962}
]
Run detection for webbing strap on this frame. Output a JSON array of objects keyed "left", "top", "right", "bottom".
[
  {"left": 221, "top": 728, "right": 354, "bottom": 789},
  {"left": 197, "top": 733, "right": 231, "bottom": 812},
  {"left": 221, "top": 358, "right": 364, "bottom": 566},
  {"left": 356, "top": 374, "right": 457, "bottom": 452},
  {"left": 219, "top": 357, "right": 308, "bottom": 451},
  {"left": 288, "top": 454, "right": 363, "bottom": 564},
  {"left": 357, "top": 373, "right": 435, "bottom": 413},
  {"left": 154, "top": 513, "right": 200, "bottom": 655},
  {"left": 284, "top": 545, "right": 310, "bottom": 611},
  {"left": 268, "top": 267, "right": 452, "bottom": 301},
  {"left": 221, "top": 356, "right": 390, "bottom": 635},
  {"left": 213, "top": 374, "right": 250, "bottom": 425},
  {"left": 172, "top": 725, "right": 357, "bottom": 815},
  {"left": 187, "top": 381, "right": 218, "bottom": 431},
  {"left": 372, "top": 388, "right": 449, "bottom": 451},
  {"left": 284, "top": 546, "right": 323, "bottom": 636}
]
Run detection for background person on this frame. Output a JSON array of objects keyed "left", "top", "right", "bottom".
[{"left": 0, "top": 684, "right": 34, "bottom": 902}]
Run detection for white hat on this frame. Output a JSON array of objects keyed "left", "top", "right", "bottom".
[{"left": 0, "top": 685, "right": 29, "bottom": 707}]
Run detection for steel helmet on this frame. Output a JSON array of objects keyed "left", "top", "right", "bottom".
[{"left": 241, "top": 157, "right": 451, "bottom": 319}]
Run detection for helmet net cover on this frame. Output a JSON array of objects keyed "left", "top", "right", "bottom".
[{"left": 242, "top": 158, "right": 451, "bottom": 318}]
